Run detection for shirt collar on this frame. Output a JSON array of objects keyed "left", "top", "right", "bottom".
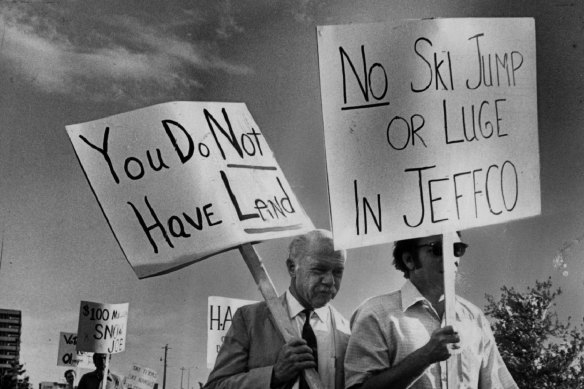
[
  {"left": 285, "top": 289, "right": 330, "bottom": 323},
  {"left": 400, "top": 279, "right": 432, "bottom": 312}
]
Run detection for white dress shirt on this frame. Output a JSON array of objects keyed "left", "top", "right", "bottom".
[{"left": 285, "top": 290, "right": 335, "bottom": 389}]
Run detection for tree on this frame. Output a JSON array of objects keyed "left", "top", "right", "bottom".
[
  {"left": 485, "top": 277, "right": 584, "bottom": 388},
  {"left": 0, "top": 361, "right": 29, "bottom": 389}
]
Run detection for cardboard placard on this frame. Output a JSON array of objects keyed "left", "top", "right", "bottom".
[
  {"left": 317, "top": 18, "right": 540, "bottom": 249},
  {"left": 124, "top": 364, "right": 158, "bottom": 389},
  {"left": 207, "top": 296, "right": 257, "bottom": 368},
  {"left": 57, "top": 332, "right": 94, "bottom": 368},
  {"left": 66, "top": 102, "right": 314, "bottom": 278},
  {"left": 77, "top": 301, "right": 129, "bottom": 354}
]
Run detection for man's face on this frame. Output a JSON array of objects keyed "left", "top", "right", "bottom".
[
  {"left": 409, "top": 233, "right": 464, "bottom": 287},
  {"left": 290, "top": 249, "right": 345, "bottom": 309},
  {"left": 93, "top": 353, "right": 108, "bottom": 371},
  {"left": 65, "top": 372, "right": 75, "bottom": 384}
]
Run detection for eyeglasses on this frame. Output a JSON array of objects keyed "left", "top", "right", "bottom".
[{"left": 416, "top": 241, "right": 469, "bottom": 257}]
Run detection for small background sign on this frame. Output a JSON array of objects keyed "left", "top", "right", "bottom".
[
  {"left": 207, "top": 296, "right": 256, "bottom": 368},
  {"left": 57, "top": 332, "right": 93, "bottom": 369},
  {"left": 77, "top": 301, "right": 129, "bottom": 354},
  {"left": 124, "top": 364, "right": 158, "bottom": 389}
]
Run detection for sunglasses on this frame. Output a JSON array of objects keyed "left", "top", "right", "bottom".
[{"left": 416, "top": 241, "right": 469, "bottom": 257}]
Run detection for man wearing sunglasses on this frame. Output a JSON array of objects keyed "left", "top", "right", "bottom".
[{"left": 344, "top": 233, "right": 517, "bottom": 389}]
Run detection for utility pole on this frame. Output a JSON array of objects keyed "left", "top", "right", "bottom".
[
  {"left": 162, "top": 344, "right": 170, "bottom": 389},
  {"left": 180, "top": 367, "right": 185, "bottom": 389},
  {"left": 187, "top": 368, "right": 191, "bottom": 389}
]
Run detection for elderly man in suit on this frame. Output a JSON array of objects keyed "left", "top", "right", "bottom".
[{"left": 204, "top": 229, "right": 350, "bottom": 389}]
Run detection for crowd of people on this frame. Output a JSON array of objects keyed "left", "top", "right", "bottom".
[{"left": 63, "top": 229, "right": 517, "bottom": 389}]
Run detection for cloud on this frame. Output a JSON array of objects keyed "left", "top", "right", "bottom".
[
  {"left": 287, "top": 0, "right": 322, "bottom": 24},
  {"left": 0, "top": 3, "right": 252, "bottom": 103},
  {"left": 214, "top": 0, "right": 244, "bottom": 39}
]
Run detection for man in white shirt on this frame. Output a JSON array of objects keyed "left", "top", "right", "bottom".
[
  {"left": 344, "top": 233, "right": 518, "bottom": 389},
  {"left": 204, "top": 229, "right": 350, "bottom": 389}
]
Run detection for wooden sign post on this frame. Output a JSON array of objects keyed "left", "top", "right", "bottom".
[
  {"left": 442, "top": 233, "right": 459, "bottom": 388},
  {"left": 102, "top": 357, "right": 110, "bottom": 389}
]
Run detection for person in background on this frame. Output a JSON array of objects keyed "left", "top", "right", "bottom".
[
  {"left": 64, "top": 369, "right": 77, "bottom": 389},
  {"left": 78, "top": 353, "right": 123, "bottom": 389},
  {"left": 344, "top": 233, "right": 518, "bottom": 389},
  {"left": 204, "top": 229, "right": 350, "bottom": 389}
]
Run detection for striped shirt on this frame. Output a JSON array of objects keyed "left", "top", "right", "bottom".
[{"left": 344, "top": 280, "right": 517, "bottom": 389}]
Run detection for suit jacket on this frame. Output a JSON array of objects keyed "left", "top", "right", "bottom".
[
  {"left": 78, "top": 371, "right": 122, "bottom": 389},
  {"left": 204, "top": 294, "right": 350, "bottom": 389}
]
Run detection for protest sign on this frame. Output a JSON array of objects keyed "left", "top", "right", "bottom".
[
  {"left": 77, "top": 301, "right": 129, "bottom": 354},
  {"left": 57, "top": 332, "right": 93, "bottom": 369},
  {"left": 207, "top": 296, "right": 257, "bottom": 368},
  {"left": 317, "top": 18, "right": 540, "bottom": 249},
  {"left": 66, "top": 102, "right": 314, "bottom": 279},
  {"left": 124, "top": 364, "right": 157, "bottom": 389}
]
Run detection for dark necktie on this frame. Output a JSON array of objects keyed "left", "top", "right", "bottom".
[{"left": 299, "top": 309, "right": 318, "bottom": 389}]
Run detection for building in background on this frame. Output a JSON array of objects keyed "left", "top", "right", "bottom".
[{"left": 0, "top": 309, "right": 22, "bottom": 377}]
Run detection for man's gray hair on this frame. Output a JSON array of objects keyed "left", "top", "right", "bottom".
[{"left": 288, "top": 229, "right": 340, "bottom": 263}]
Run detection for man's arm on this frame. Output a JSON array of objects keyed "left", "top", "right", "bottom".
[
  {"left": 348, "top": 326, "right": 459, "bottom": 389},
  {"left": 204, "top": 308, "right": 316, "bottom": 389}
]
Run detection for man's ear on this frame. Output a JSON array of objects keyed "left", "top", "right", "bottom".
[
  {"left": 402, "top": 252, "right": 416, "bottom": 271},
  {"left": 286, "top": 258, "right": 296, "bottom": 277}
]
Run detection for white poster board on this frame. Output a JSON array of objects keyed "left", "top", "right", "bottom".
[
  {"left": 317, "top": 18, "right": 540, "bottom": 249},
  {"left": 66, "top": 102, "right": 314, "bottom": 279},
  {"left": 57, "top": 332, "right": 94, "bottom": 368},
  {"left": 77, "top": 301, "right": 129, "bottom": 354},
  {"left": 124, "top": 364, "right": 158, "bottom": 389},
  {"left": 207, "top": 296, "right": 257, "bottom": 368}
]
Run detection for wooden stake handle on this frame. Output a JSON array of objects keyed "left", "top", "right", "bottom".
[
  {"left": 239, "top": 243, "right": 323, "bottom": 389},
  {"left": 442, "top": 233, "right": 459, "bottom": 389},
  {"left": 101, "top": 355, "right": 110, "bottom": 389}
]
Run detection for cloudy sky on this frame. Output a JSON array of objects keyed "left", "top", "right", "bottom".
[{"left": 1, "top": 0, "right": 584, "bottom": 387}]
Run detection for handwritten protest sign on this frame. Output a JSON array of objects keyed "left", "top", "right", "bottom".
[
  {"left": 124, "top": 364, "right": 158, "bottom": 389},
  {"left": 207, "top": 296, "right": 257, "bottom": 368},
  {"left": 66, "top": 102, "right": 314, "bottom": 279},
  {"left": 57, "top": 332, "right": 93, "bottom": 368},
  {"left": 317, "top": 18, "right": 540, "bottom": 249},
  {"left": 77, "top": 301, "right": 129, "bottom": 354}
]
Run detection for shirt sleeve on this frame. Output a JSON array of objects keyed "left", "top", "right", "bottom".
[
  {"left": 344, "top": 304, "right": 391, "bottom": 389},
  {"left": 478, "top": 314, "right": 518, "bottom": 389}
]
